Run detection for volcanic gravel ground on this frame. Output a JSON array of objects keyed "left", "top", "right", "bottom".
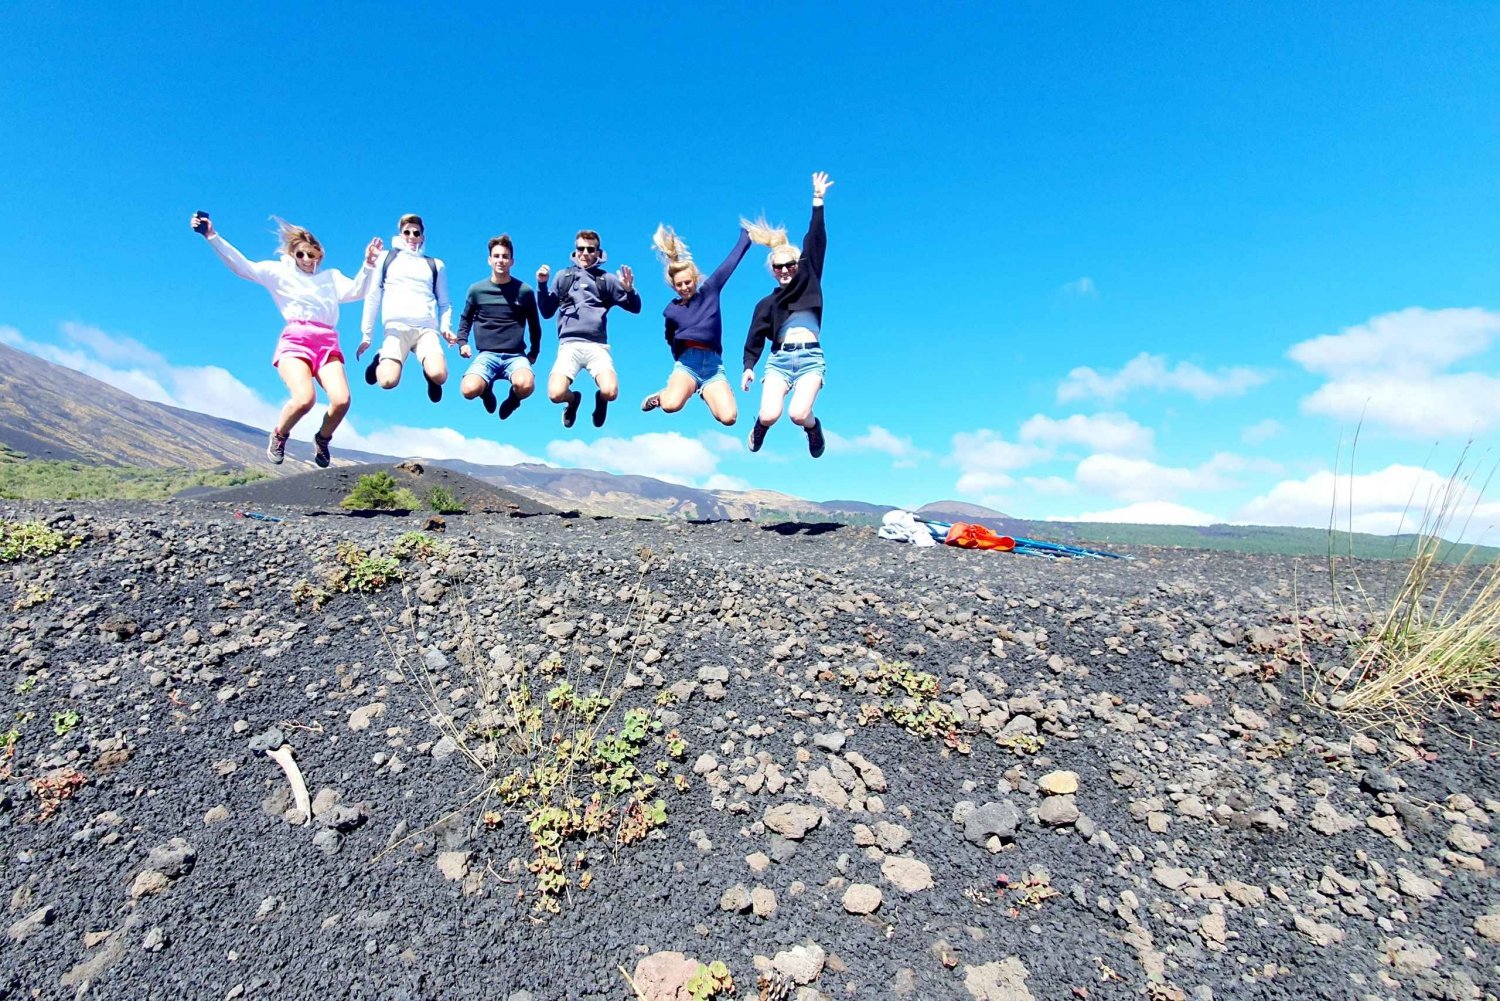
[
  {"left": 1, "top": 500, "right": 1498, "bottom": 1000},
  {"left": 186, "top": 462, "right": 555, "bottom": 515}
]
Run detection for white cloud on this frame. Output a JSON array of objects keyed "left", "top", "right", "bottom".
[
  {"left": 824, "top": 424, "right": 928, "bottom": 466},
  {"left": 1241, "top": 419, "right": 1283, "bottom": 444},
  {"left": 947, "top": 429, "right": 1049, "bottom": 500},
  {"left": 1019, "top": 412, "right": 1153, "bottom": 456},
  {"left": 547, "top": 432, "right": 725, "bottom": 485},
  {"left": 703, "top": 473, "right": 752, "bottom": 491},
  {"left": 1057, "top": 500, "right": 1220, "bottom": 526},
  {"left": 1287, "top": 307, "right": 1500, "bottom": 438},
  {"left": 1057, "top": 352, "right": 1265, "bottom": 403},
  {"left": 60, "top": 321, "right": 167, "bottom": 367},
  {"left": 1022, "top": 475, "right": 1075, "bottom": 495},
  {"left": 341, "top": 424, "right": 544, "bottom": 466},
  {"left": 0, "top": 325, "right": 21, "bottom": 346},
  {"left": 1062, "top": 277, "right": 1097, "bottom": 297},
  {"left": 1237, "top": 463, "right": 1500, "bottom": 540},
  {"left": 1074, "top": 451, "right": 1270, "bottom": 502},
  {"left": 955, "top": 470, "right": 1015, "bottom": 495}
]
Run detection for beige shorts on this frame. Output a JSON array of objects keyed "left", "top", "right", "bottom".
[
  {"left": 378, "top": 323, "right": 445, "bottom": 367},
  {"left": 550, "top": 340, "right": 614, "bottom": 382}
]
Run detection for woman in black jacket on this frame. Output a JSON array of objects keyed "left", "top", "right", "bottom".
[{"left": 740, "top": 171, "right": 834, "bottom": 458}]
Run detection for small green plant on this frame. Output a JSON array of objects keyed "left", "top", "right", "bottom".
[
  {"left": 290, "top": 579, "right": 331, "bottom": 610},
  {"left": 340, "top": 470, "right": 420, "bottom": 510},
  {"left": 11, "top": 583, "right": 52, "bottom": 611},
  {"left": 16, "top": 676, "right": 38, "bottom": 695},
  {"left": 392, "top": 531, "right": 448, "bottom": 561},
  {"left": 0, "top": 520, "right": 70, "bottom": 562},
  {"left": 685, "top": 960, "right": 734, "bottom": 1000},
  {"left": 852, "top": 660, "right": 972, "bottom": 752},
  {"left": 654, "top": 689, "right": 678, "bottom": 707},
  {"left": 1, "top": 729, "right": 18, "bottom": 753},
  {"left": 52, "top": 710, "right": 80, "bottom": 736},
  {"left": 995, "top": 731, "right": 1045, "bottom": 755},
  {"left": 425, "top": 484, "right": 466, "bottom": 514}
]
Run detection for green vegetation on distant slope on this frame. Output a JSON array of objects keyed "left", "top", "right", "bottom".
[{"left": 0, "top": 450, "right": 267, "bottom": 501}]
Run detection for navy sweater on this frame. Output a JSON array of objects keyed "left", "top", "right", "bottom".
[
  {"left": 742, "top": 204, "right": 826, "bottom": 372},
  {"left": 662, "top": 229, "right": 751, "bottom": 358},
  {"left": 537, "top": 266, "right": 642, "bottom": 344},
  {"left": 457, "top": 278, "right": 541, "bottom": 358}
]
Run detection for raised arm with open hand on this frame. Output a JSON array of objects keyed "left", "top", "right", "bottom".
[{"left": 812, "top": 171, "right": 834, "bottom": 202}]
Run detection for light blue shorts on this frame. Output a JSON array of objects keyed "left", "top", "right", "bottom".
[
  {"left": 765, "top": 346, "right": 827, "bottom": 387},
  {"left": 466, "top": 351, "right": 531, "bottom": 385},
  {"left": 672, "top": 347, "right": 728, "bottom": 389}
]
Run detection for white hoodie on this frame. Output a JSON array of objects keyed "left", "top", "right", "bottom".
[
  {"left": 361, "top": 236, "right": 452, "bottom": 335},
  {"left": 208, "top": 233, "right": 371, "bottom": 326}
]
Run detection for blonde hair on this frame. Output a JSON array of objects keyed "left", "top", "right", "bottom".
[
  {"left": 652, "top": 224, "right": 699, "bottom": 287},
  {"left": 272, "top": 217, "right": 322, "bottom": 259},
  {"left": 741, "top": 215, "right": 798, "bottom": 271}
]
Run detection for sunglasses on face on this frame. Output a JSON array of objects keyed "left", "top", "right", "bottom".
[
  {"left": 294, "top": 250, "right": 322, "bottom": 261},
  {"left": 575, "top": 245, "right": 600, "bottom": 254},
  {"left": 402, "top": 228, "right": 423, "bottom": 237},
  {"left": 772, "top": 261, "right": 798, "bottom": 272}
]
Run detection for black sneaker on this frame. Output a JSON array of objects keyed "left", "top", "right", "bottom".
[
  {"left": 426, "top": 374, "right": 443, "bottom": 403},
  {"left": 561, "top": 390, "right": 582, "bottom": 428},
  {"left": 266, "top": 430, "right": 289, "bottom": 465},
  {"left": 498, "top": 391, "right": 521, "bottom": 420},
  {"left": 640, "top": 393, "right": 661, "bottom": 412},
  {"left": 364, "top": 355, "right": 380, "bottom": 386},
  {"left": 748, "top": 420, "right": 768, "bottom": 453},
  {"left": 806, "top": 418, "right": 825, "bottom": 459},
  {"left": 592, "top": 391, "right": 609, "bottom": 428},
  {"left": 480, "top": 384, "right": 497, "bottom": 413},
  {"left": 313, "top": 434, "right": 332, "bottom": 468}
]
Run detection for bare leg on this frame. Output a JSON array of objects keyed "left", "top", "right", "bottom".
[
  {"left": 659, "top": 371, "right": 699, "bottom": 414},
  {"left": 375, "top": 357, "right": 403, "bottom": 390},
  {"left": 758, "top": 373, "right": 791, "bottom": 427},
  {"left": 701, "top": 379, "right": 737, "bottom": 426},
  {"left": 315, "top": 361, "right": 351, "bottom": 438},
  {"left": 274, "top": 359, "right": 317, "bottom": 435},
  {"left": 786, "top": 375, "right": 824, "bottom": 428}
]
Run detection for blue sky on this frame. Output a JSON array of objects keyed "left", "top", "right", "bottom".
[{"left": 5, "top": 2, "right": 1500, "bottom": 536}]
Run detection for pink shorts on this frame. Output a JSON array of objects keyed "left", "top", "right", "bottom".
[{"left": 273, "top": 320, "right": 344, "bottom": 376}]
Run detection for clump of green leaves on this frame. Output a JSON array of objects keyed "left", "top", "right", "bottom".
[
  {"left": 0, "top": 520, "right": 71, "bottom": 562},
  {"left": 292, "top": 539, "right": 428, "bottom": 608},
  {"left": 425, "top": 484, "right": 466, "bottom": 514},
  {"left": 340, "top": 471, "right": 420, "bottom": 510},
  {"left": 995, "top": 731, "right": 1045, "bottom": 755},
  {"left": 391, "top": 531, "right": 448, "bottom": 561},
  {"left": 11, "top": 583, "right": 52, "bottom": 611},
  {"left": 685, "top": 960, "right": 734, "bottom": 1000},
  {"left": 52, "top": 710, "right": 80, "bottom": 736},
  {"left": 851, "top": 660, "right": 971, "bottom": 752}
]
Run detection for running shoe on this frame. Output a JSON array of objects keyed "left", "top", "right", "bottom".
[
  {"left": 313, "top": 434, "right": 332, "bottom": 469},
  {"left": 480, "top": 384, "right": 498, "bottom": 413},
  {"left": 561, "top": 390, "right": 582, "bottom": 428},
  {"left": 498, "top": 391, "right": 521, "bottom": 421},
  {"left": 266, "top": 430, "right": 289, "bottom": 465},
  {"left": 364, "top": 355, "right": 380, "bottom": 386},
  {"left": 592, "top": 391, "right": 609, "bottom": 428},
  {"left": 748, "top": 421, "right": 768, "bottom": 453},
  {"left": 426, "top": 374, "right": 443, "bottom": 403},
  {"left": 640, "top": 393, "right": 661, "bottom": 412},
  {"left": 806, "top": 418, "right": 826, "bottom": 459}
]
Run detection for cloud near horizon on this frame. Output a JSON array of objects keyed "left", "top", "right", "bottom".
[
  {"left": 1236, "top": 462, "right": 1500, "bottom": 540},
  {"left": 1057, "top": 352, "right": 1265, "bottom": 403},
  {"left": 546, "top": 431, "right": 730, "bottom": 486},
  {"left": 824, "top": 424, "right": 928, "bottom": 466}
]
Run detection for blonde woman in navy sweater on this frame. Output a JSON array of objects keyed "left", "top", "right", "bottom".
[
  {"left": 639, "top": 223, "right": 753, "bottom": 425},
  {"left": 741, "top": 171, "right": 834, "bottom": 458}
]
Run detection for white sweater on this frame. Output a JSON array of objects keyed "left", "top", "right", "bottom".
[
  {"left": 207, "top": 234, "right": 371, "bottom": 327},
  {"left": 361, "top": 240, "right": 452, "bottom": 336}
]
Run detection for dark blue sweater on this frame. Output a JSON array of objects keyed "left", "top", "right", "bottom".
[
  {"left": 662, "top": 229, "right": 751, "bottom": 358},
  {"left": 742, "top": 204, "right": 826, "bottom": 371},
  {"left": 537, "top": 266, "right": 642, "bottom": 344}
]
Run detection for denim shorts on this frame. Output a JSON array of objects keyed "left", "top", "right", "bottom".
[
  {"left": 465, "top": 351, "right": 531, "bottom": 384},
  {"left": 765, "top": 346, "right": 827, "bottom": 386},
  {"left": 672, "top": 347, "right": 728, "bottom": 389}
]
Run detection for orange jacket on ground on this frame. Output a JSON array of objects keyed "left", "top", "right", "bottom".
[{"left": 944, "top": 522, "right": 1015, "bottom": 552}]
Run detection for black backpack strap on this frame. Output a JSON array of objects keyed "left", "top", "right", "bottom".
[
  {"left": 379, "top": 250, "right": 399, "bottom": 288},
  {"left": 427, "top": 256, "right": 438, "bottom": 295}
]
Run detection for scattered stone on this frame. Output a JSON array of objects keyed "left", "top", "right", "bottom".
[
  {"left": 1475, "top": 913, "right": 1500, "bottom": 944},
  {"left": 720, "top": 884, "right": 751, "bottom": 913},
  {"left": 436, "top": 851, "right": 470, "bottom": 881},
  {"left": 964, "top": 801, "right": 1020, "bottom": 845},
  {"left": 348, "top": 702, "right": 386, "bottom": 731},
  {"left": 1395, "top": 868, "right": 1441, "bottom": 902},
  {"left": 772, "top": 942, "right": 826, "bottom": 985},
  {"left": 842, "top": 883, "right": 882, "bottom": 914},
  {"left": 881, "top": 856, "right": 934, "bottom": 893},
  {"left": 764, "top": 804, "right": 822, "bottom": 840},
  {"left": 1293, "top": 913, "right": 1345, "bottom": 947},
  {"left": 1037, "top": 770, "right": 1078, "bottom": 795},
  {"left": 1037, "top": 796, "right": 1079, "bottom": 827},
  {"left": 633, "top": 952, "right": 699, "bottom": 1001},
  {"left": 751, "top": 885, "right": 777, "bottom": 918},
  {"left": 963, "top": 957, "right": 1035, "bottom": 1000},
  {"left": 813, "top": 732, "right": 846, "bottom": 752},
  {"left": 6, "top": 905, "right": 55, "bottom": 943},
  {"left": 1153, "top": 867, "right": 1192, "bottom": 891}
]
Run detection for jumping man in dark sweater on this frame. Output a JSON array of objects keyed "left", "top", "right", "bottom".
[
  {"left": 742, "top": 171, "right": 835, "bottom": 458},
  {"left": 452, "top": 235, "right": 542, "bottom": 420},
  {"left": 536, "top": 230, "right": 641, "bottom": 428}
]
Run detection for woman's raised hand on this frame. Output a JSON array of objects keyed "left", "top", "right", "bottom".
[
  {"left": 365, "top": 237, "right": 384, "bottom": 268},
  {"left": 190, "top": 212, "right": 215, "bottom": 238},
  {"left": 812, "top": 171, "right": 834, "bottom": 200}
]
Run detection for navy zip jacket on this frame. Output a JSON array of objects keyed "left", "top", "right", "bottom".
[
  {"left": 741, "top": 204, "right": 826, "bottom": 372},
  {"left": 663, "top": 229, "right": 751, "bottom": 359},
  {"left": 537, "top": 265, "right": 642, "bottom": 344}
]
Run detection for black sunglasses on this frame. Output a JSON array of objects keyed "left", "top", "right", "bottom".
[
  {"left": 575, "top": 245, "right": 600, "bottom": 254},
  {"left": 402, "top": 228, "right": 423, "bottom": 237},
  {"left": 294, "top": 250, "right": 321, "bottom": 260},
  {"left": 772, "top": 260, "right": 798, "bottom": 271}
]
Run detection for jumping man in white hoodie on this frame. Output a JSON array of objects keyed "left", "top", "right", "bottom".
[{"left": 359, "top": 213, "right": 453, "bottom": 402}]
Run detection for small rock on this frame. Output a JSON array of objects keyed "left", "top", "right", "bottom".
[
  {"left": 751, "top": 886, "right": 777, "bottom": 918},
  {"left": 348, "top": 703, "right": 386, "bottom": 731},
  {"left": 6, "top": 905, "right": 55, "bottom": 943},
  {"left": 881, "top": 856, "right": 934, "bottom": 893},
  {"left": 720, "top": 884, "right": 751, "bottom": 912},
  {"left": 437, "top": 851, "right": 470, "bottom": 881},
  {"left": 962, "top": 957, "right": 1035, "bottom": 1000},
  {"left": 964, "top": 801, "right": 1020, "bottom": 844},
  {"left": 1037, "top": 771, "right": 1078, "bottom": 795},
  {"left": 1037, "top": 796, "right": 1079, "bottom": 826},
  {"left": 1153, "top": 867, "right": 1192, "bottom": 891},
  {"left": 764, "top": 804, "right": 822, "bottom": 840},
  {"left": 842, "top": 884, "right": 882, "bottom": 914},
  {"left": 772, "top": 943, "right": 826, "bottom": 985},
  {"left": 812, "top": 732, "right": 846, "bottom": 752}
]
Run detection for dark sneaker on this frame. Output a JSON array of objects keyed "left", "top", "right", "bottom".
[
  {"left": 747, "top": 420, "right": 768, "bottom": 453},
  {"left": 498, "top": 391, "right": 521, "bottom": 421},
  {"left": 561, "top": 390, "right": 582, "bottom": 428},
  {"left": 592, "top": 391, "right": 609, "bottom": 428},
  {"left": 640, "top": 393, "right": 661, "bottom": 412},
  {"left": 313, "top": 434, "right": 332, "bottom": 468},
  {"left": 480, "top": 384, "right": 498, "bottom": 413},
  {"left": 806, "top": 418, "right": 826, "bottom": 459},
  {"left": 425, "top": 374, "right": 443, "bottom": 403},
  {"left": 364, "top": 355, "right": 380, "bottom": 386},
  {"left": 266, "top": 430, "right": 289, "bottom": 465}
]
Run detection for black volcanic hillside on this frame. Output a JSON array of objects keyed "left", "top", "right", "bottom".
[{"left": 188, "top": 461, "right": 555, "bottom": 514}]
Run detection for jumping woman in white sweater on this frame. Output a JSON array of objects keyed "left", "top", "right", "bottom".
[{"left": 194, "top": 212, "right": 381, "bottom": 467}]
